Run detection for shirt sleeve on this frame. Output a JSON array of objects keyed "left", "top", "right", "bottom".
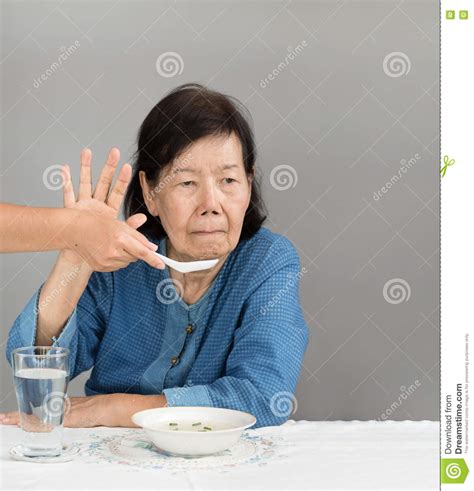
[
  {"left": 163, "top": 239, "right": 310, "bottom": 429},
  {"left": 5, "top": 271, "right": 113, "bottom": 380}
]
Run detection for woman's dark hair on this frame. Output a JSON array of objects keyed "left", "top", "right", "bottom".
[{"left": 124, "top": 83, "right": 266, "bottom": 241}]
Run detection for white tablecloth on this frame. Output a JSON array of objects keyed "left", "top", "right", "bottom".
[{"left": 0, "top": 419, "right": 439, "bottom": 490}]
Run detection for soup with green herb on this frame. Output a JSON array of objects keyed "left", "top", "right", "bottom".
[{"left": 153, "top": 421, "right": 235, "bottom": 432}]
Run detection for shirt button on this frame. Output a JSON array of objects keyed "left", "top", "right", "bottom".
[
  {"left": 171, "top": 356, "right": 179, "bottom": 366},
  {"left": 185, "top": 324, "right": 194, "bottom": 334}
]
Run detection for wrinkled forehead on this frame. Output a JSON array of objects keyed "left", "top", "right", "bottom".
[{"left": 165, "top": 133, "right": 245, "bottom": 176}]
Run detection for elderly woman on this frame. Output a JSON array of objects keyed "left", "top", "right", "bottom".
[{"left": 2, "top": 84, "right": 309, "bottom": 429}]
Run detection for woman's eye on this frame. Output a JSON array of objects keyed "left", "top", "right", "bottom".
[
  {"left": 180, "top": 181, "right": 195, "bottom": 187},
  {"left": 223, "top": 178, "right": 236, "bottom": 184}
]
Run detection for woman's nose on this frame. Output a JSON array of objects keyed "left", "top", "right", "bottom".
[{"left": 198, "top": 183, "right": 221, "bottom": 215}]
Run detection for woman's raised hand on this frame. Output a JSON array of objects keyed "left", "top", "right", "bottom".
[{"left": 61, "top": 148, "right": 164, "bottom": 272}]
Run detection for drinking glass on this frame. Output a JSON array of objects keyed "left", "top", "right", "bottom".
[{"left": 12, "top": 346, "right": 70, "bottom": 457}]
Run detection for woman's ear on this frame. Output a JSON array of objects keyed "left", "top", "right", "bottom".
[
  {"left": 139, "top": 171, "right": 159, "bottom": 216},
  {"left": 247, "top": 166, "right": 255, "bottom": 188},
  {"left": 246, "top": 167, "right": 255, "bottom": 208}
]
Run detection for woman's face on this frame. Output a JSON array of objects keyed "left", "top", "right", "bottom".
[{"left": 140, "top": 132, "right": 253, "bottom": 261}]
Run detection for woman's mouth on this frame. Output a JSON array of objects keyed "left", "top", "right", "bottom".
[{"left": 192, "top": 230, "right": 225, "bottom": 235}]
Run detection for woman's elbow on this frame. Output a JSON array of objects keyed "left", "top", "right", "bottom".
[
  {"left": 252, "top": 390, "right": 298, "bottom": 428},
  {"left": 253, "top": 412, "right": 289, "bottom": 428}
]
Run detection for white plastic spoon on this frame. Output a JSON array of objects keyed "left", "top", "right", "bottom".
[{"left": 155, "top": 252, "right": 219, "bottom": 273}]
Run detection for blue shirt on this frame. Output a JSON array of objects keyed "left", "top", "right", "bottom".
[
  {"left": 141, "top": 237, "right": 215, "bottom": 392},
  {"left": 6, "top": 227, "right": 309, "bottom": 428}
]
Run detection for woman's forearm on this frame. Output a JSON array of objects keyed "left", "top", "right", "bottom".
[
  {"left": 35, "top": 253, "right": 93, "bottom": 346},
  {"left": 0, "top": 204, "right": 81, "bottom": 252},
  {"left": 115, "top": 394, "right": 168, "bottom": 427}
]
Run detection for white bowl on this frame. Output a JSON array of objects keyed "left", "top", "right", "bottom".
[{"left": 132, "top": 406, "right": 256, "bottom": 457}]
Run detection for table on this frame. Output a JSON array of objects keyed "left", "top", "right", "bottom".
[{"left": 0, "top": 419, "right": 439, "bottom": 490}]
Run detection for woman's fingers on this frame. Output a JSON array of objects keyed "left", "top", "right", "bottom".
[
  {"left": 78, "top": 148, "right": 93, "bottom": 200},
  {"left": 0, "top": 403, "right": 101, "bottom": 428},
  {"left": 23, "top": 414, "right": 54, "bottom": 432},
  {"left": 107, "top": 163, "right": 132, "bottom": 212},
  {"left": 93, "top": 148, "right": 120, "bottom": 202},
  {"left": 0, "top": 411, "right": 20, "bottom": 425},
  {"left": 62, "top": 165, "right": 76, "bottom": 208}
]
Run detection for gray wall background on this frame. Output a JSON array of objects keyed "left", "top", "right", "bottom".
[{"left": 0, "top": 0, "right": 439, "bottom": 421}]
